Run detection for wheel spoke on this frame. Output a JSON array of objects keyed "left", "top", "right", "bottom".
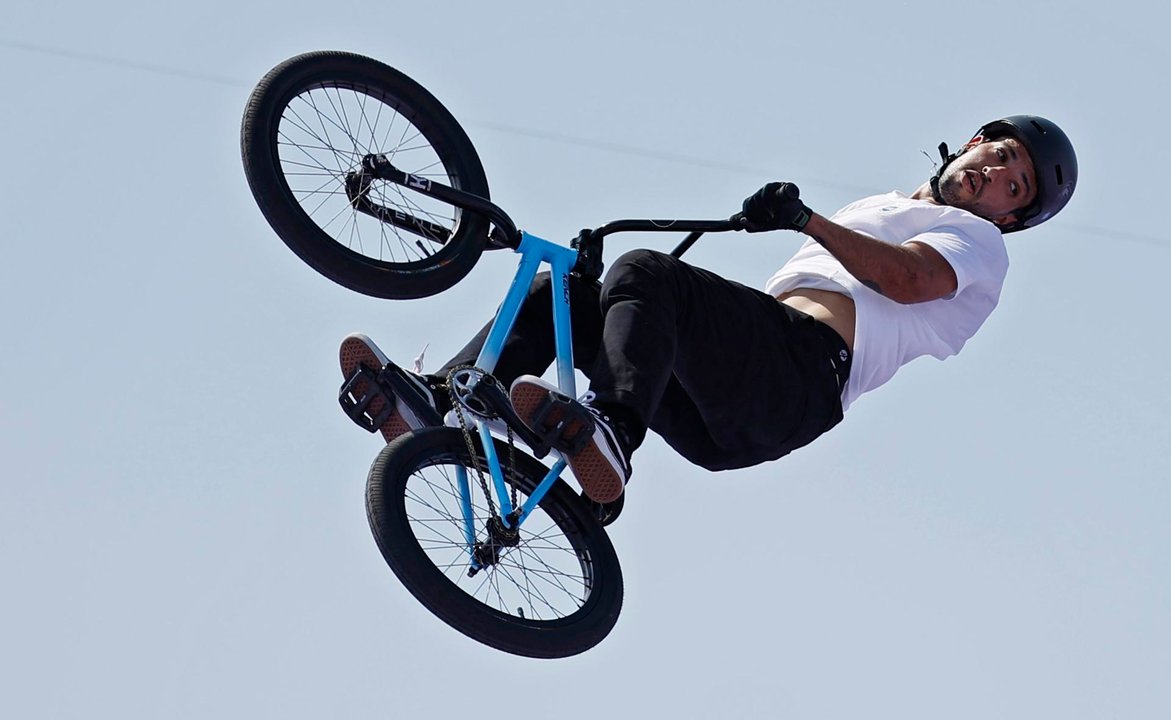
[
  {"left": 394, "top": 449, "right": 601, "bottom": 622},
  {"left": 277, "top": 80, "right": 463, "bottom": 268}
]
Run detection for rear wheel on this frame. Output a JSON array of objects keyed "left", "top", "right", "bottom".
[
  {"left": 241, "top": 51, "right": 490, "bottom": 299},
  {"left": 366, "top": 428, "right": 624, "bottom": 658}
]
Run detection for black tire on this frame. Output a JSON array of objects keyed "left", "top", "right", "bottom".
[
  {"left": 366, "top": 428, "right": 623, "bottom": 658},
  {"left": 241, "top": 51, "right": 490, "bottom": 299}
]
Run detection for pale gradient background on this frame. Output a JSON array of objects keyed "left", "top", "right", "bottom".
[{"left": 3, "top": 1, "right": 1169, "bottom": 718}]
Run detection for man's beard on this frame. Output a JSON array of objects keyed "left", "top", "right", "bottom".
[{"left": 935, "top": 165, "right": 970, "bottom": 209}]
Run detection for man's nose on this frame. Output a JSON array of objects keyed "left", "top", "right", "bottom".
[{"left": 982, "top": 165, "right": 1009, "bottom": 183}]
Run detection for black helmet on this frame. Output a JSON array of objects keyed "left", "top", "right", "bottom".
[
  {"left": 978, "top": 115, "right": 1077, "bottom": 232},
  {"left": 931, "top": 115, "right": 1078, "bottom": 233}
]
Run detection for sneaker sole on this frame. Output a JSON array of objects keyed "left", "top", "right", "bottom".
[
  {"left": 339, "top": 336, "right": 410, "bottom": 443},
  {"left": 510, "top": 382, "right": 624, "bottom": 504}
]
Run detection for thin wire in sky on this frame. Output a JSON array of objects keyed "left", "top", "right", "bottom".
[
  {"left": 0, "top": 37, "right": 250, "bottom": 88},
  {"left": 2, "top": 37, "right": 1162, "bottom": 250}
]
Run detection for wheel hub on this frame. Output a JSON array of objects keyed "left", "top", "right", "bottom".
[{"left": 469, "top": 514, "right": 521, "bottom": 574}]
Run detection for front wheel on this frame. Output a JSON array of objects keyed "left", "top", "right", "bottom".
[
  {"left": 240, "top": 51, "right": 491, "bottom": 299},
  {"left": 366, "top": 428, "right": 624, "bottom": 658}
]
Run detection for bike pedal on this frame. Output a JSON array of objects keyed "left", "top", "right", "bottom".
[
  {"left": 339, "top": 365, "right": 395, "bottom": 433},
  {"left": 530, "top": 393, "right": 595, "bottom": 455}
]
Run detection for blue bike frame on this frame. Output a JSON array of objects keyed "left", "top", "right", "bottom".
[
  {"left": 454, "top": 231, "right": 576, "bottom": 561},
  {"left": 359, "top": 153, "right": 737, "bottom": 568}
]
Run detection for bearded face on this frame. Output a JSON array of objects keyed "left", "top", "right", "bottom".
[{"left": 935, "top": 136, "right": 1038, "bottom": 227}]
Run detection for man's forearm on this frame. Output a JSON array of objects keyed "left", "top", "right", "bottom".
[{"left": 801, "top": 214, "right": 955, "bottom": 304}]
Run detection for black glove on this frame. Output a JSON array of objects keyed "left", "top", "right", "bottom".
[{"left": 736, "top": 182, "right": 813, "bottom": 233}]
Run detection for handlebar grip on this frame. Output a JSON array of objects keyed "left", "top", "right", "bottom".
[{"left": 774, "top": 182, "right": 800, "bottom": 201}]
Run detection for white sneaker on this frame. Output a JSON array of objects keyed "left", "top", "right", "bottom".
[
  {"left": 508, "top": 375, "right": 632, "bottom": 504},
  {"left": 442, "top": 407, "right": 511, "bottom": 438}
]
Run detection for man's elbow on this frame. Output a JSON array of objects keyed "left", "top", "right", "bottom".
[{"left": 889, "top": 269, "right": 955, "bottom": 304}]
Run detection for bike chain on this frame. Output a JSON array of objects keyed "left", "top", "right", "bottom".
[{"left": 445, "top": 365, "right": 520, "bottom": 523}]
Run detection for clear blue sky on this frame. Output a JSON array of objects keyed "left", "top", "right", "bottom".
[{"left": 3, "top": 1, "right": 1169, "bottom": 718}]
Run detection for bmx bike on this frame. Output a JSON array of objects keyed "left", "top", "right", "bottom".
[{"left": 240, "top": 50, "right": 751, "bottom": 657}]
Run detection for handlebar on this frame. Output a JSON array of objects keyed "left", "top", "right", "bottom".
[
  {"left": 571, "top": 218, "right": 741, "bottom": 279},
  {"left": 360, "top": 152, "right": 760, "bottom": 273},
  {"left": 776, "top": 182, "right": 801, "bottom": 201},
  {"left": 590, "top": 218, "right": 740, "bottom": 240}
]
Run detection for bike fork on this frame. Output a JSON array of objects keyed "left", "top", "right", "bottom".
[{"left": 459, "top": 421, "right": 569, "bottom": 573}]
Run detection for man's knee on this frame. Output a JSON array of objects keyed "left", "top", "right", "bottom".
[
  {"left": 601, "top": 249, "right": 679, "bottom": 305},
  {"left": 609, "top": 248, "right": 676, "bottom": 275}
]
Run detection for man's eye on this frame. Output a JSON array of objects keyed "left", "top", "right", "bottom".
[
  {"left": 1010, "top": 181, "right": 1019, "bottom": 196},
  {"left": 997, "top": 148, "right": 1006, "bottom": 161}
]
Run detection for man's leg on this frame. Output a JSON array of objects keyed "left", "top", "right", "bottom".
[
  {"left": 587, "top": 249, "right": 846, "bottom": 471},
  {"left": 342, "top": 273, "right": 604, "bottom": 443},
  {"left": 436, "top": 271, "right": 605, "bottom": 385}
]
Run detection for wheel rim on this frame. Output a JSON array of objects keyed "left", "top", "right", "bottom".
[
  {"left": 274, "top": 80, "right": 466, "bottom": 267},
  {"left": 403, "top": 454, "right": 598, "bottom": 623}
]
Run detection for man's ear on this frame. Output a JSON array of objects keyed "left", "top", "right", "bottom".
[
  {"left": 961, "top": 134, "right": 986, "bottom": 153},
  {"left": 992, "top": 211, "right": 1020, "bottom": 228}
]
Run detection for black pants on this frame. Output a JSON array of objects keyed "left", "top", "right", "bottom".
[{"left": 439, "top": 249, "right": 849, "bottom": 471}]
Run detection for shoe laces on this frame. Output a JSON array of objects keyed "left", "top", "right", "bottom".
[
  {"left": 577, "top": 390, "right": 632, "bottom": 464},
  {"left": 578, "top": 390, "right": 609, "bottom": 423}
]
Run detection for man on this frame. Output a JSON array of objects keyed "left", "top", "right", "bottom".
[{"left": 340, "top": 115, "right": 1078, "bottom": 507}]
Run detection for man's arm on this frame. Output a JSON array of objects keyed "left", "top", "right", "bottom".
[{"left": 801, "top": 213, "right": 958, "bottom": 304}]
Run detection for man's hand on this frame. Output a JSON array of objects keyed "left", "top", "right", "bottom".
[{"left": 737, "top": 182, "right": 813, "bottom": 233}]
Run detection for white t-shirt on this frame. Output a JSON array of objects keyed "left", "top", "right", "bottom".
[{"left": 764, "top": 191, "right": 1009, "bottom": 411}]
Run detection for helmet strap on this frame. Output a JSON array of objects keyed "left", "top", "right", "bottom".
[{"left": 928, "top": 141, "right": 955, "bottom": 204}]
